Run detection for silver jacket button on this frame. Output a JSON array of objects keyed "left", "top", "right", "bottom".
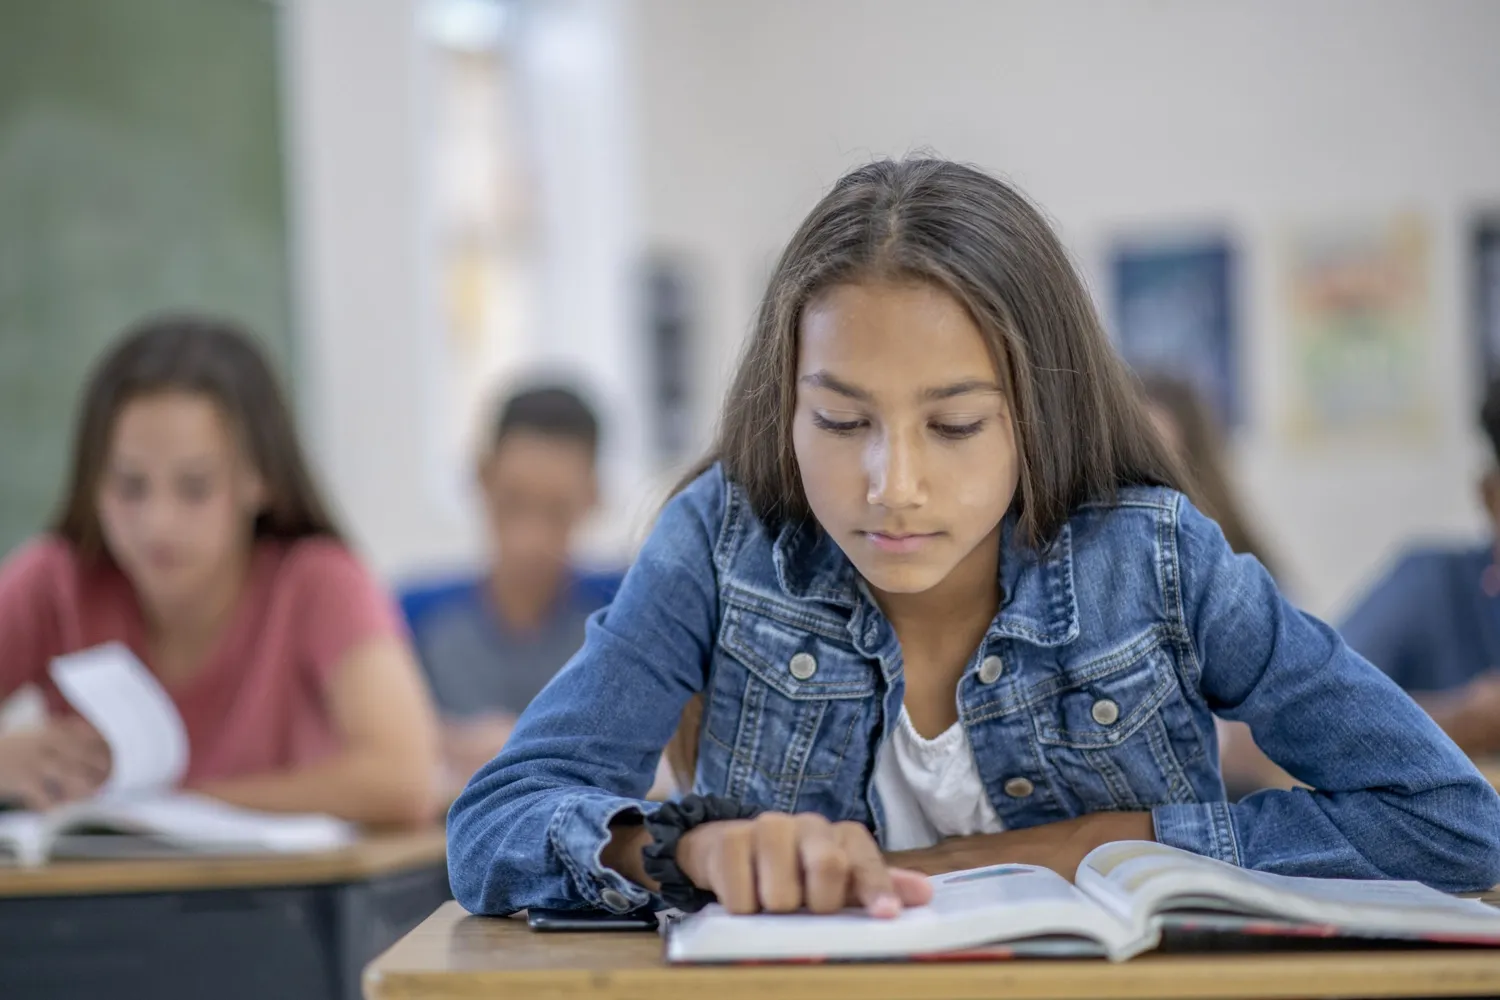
[{"left": 789, "top": 652, "right": 818, "bottom": 680}]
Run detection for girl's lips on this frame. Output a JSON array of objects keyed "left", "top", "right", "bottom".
[{"left": 863, "top": 531, "right": 940, "bottom": 554}]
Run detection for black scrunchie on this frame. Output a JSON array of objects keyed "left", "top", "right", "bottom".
[{"left": 642, "top": 794, "right": 764, "bottom": 912}]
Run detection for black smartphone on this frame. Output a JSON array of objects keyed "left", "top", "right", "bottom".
[{"left": 526, "top": 907, "right": 661, "bottom": 932}]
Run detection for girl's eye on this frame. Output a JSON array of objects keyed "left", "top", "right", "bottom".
[
  {"left": 932, "top": 420, "right": 985, "bottom": 440},
  {"left": 812, "top": 413, "right": 866, "bottom": 435},
  {"left": 112, "top": 473, "right": 148, "bottom": 501},
  {"left": 178, "top": 476, "right": 213, "bottom": 503}
]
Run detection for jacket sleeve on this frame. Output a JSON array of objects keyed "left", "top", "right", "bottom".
[
  {"left": 1150, "top": 496, "right": 1500, "bottom": 893},
  {"left": 446, "top": 468, "right": 726, "bottom": 914}
]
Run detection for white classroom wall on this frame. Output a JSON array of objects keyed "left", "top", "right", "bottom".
[
  {"left": 281, "top": 0, "right": 463, "bottom": 575},
  {"left": 281, "top": 0, "right": 650, "bottom": 581}
]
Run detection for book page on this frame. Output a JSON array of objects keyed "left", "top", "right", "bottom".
[
  {"left": 0, "top": 811, "right": 49, "bottom": 866},
  {"left": 1077, "top": 840, "right": 1500, "bottom": 937},
  {"left": 55, "top": 793, "right": 355, "bottom": 856},
  {"left": 49, "top": 643, "right": 188, "bottom": 800},
  {"left": 926, "top": 862, "right": 1091, "bottom": 913},
  {"left": 1074, "top": 841, "right": 1177, "bottom": 923},
  {"left": 1237, "top": 865, "right": 1500, "bottom": 917},
  {"left": 668, "top": 863, "right": 1153, "bottom": 963}
]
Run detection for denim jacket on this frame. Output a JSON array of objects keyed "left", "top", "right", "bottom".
[{"left": 448, "top": 465, "right": 1500, "bottom": 914}]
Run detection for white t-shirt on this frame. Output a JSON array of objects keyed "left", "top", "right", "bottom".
[{"left": 872, "top": 705, "right": 1005, "bottom": 851}]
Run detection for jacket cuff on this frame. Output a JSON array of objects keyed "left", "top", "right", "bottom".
[
  {"left": 1152, "top": 801, "right": 1242, "bottom": 866},
  {"left": 547, "top": 792, "right": 657, "bottom": 912}
]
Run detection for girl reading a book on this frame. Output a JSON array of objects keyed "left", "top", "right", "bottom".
[
  {"left": 0, "top": 315, "right": 438, "bottom": 825},
  {"left": 448, "top": 159, "right": 1500, "bottom": 918}
]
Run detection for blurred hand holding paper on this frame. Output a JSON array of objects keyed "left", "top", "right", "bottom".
[
  {"left": 48, "top": 642, "right": 188, "bottom": 799},
  {"left": 0, "top": 643, "right": 352, "bottom": 866}
]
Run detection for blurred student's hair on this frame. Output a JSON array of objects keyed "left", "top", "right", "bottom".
[
  {"left": 1139, "top": 373, "right": 1278, "bottom": 579},
  {"left": 52, "top": 313, "right": 342, "bottom": 561},
  {"left": 492, "top": 384, "right": 600, "bottom": 461}
]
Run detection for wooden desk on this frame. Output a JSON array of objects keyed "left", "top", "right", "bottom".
[
  {"left": 0, "top": 827, "right": 447, "bottom": 896},
  {"left": 365, "top": 902, "right": 1500, "bottom": 1000},
  {"left": 0, "top": 829, "right": 450, "bottom": 1000}
]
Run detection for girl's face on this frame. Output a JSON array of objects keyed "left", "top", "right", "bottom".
[
  {"left": 96, "top": 392, "right": 266, "bottom": 613},
  {"left": 792, "top": 280, "right": 1021, "bottom": 597}
]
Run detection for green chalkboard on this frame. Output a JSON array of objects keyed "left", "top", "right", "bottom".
[{"left": 0, "top": 0, "right": 293, "bottom": 559}]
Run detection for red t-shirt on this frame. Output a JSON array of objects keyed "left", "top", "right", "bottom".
[{"left": 0, "top": 536, "right": 402, "bottom": 786}]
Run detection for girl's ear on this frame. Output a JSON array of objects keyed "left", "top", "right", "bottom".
[{"left": 474, "top": 448, "right": 501, "bottom": 497}]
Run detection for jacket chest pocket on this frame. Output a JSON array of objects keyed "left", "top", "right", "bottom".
[
  {"left": 698, "top": 603, "right": 877, "bottom": 815},
  {"left": 1031, "top": 633, "right": 1206, "bottom": 812}
]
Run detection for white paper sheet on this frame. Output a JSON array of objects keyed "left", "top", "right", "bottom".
[
  {"left": 66, "top": 793, "right": 356, "bottom": 854},
  {"left": 0, "top": 811, "right": 49, "bottom": 866},
  {"left": 49, "top": 643, "right": 188, "bottom": 799}
]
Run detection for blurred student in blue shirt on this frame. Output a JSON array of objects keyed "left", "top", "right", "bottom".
[
  {"left": 1341, "top": 377, "right": 1500, "bottom": 756},
  {"left": 401, "top": 385, "right": 623, "bottom": 786}
]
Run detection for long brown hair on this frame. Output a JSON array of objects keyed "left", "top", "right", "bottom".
[
  {"left": 1139, "top": 372, "right": 1278, "bottom": 578},
  {"left": 52, "top": 313, "right": 342, "bottom": 562},
  {"left": 663, "top": 158, "right": 1183, "bottom": 790}
]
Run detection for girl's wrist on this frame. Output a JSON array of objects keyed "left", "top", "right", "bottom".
[
  {"left": 643, "top": 796, "right": 764, "bottom": 911},
  {"left": 601, "top": 820, "right": 656, "bottom": 890}
]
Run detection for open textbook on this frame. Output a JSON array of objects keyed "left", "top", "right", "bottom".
[
  {"left": 0, "top": 643, "right": 353, "bottom": 866},
  {"left": 667, "top": 840, "right": 1500, "bottom": 964}
]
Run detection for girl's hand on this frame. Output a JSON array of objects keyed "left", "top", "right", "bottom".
[
  {"left": 676, "top": 812, "right": 933, "bottom": 916},
  {"left": 1411, "top": 674, "right": 1500, "bottom": 756},
  {"left": 441, "top": 713, "right": 518, "bottom": 777},
  {"left": 0, "top": 718, "right": 112, "bottom": 810}
]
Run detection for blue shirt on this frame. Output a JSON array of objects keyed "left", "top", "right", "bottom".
[
  {"left": 400, "top": 571, "right": 622, "bottom": 718},
  {"left": 1340, "top": 545, "right": 1500, "bottom": 694},
  {"left": 447, "top": 465, "right": 1500, "bottom": 914}
]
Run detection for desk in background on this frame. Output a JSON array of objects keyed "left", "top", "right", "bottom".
[
  {"left": 365, "top": 901, "right": 1500, "bottom": 1000},
  {"left": 0, "top": 828, "right": 450, "bottom": 1000},
  {"left": 1473, "top": 757, "right": 1500, "bottom": 788}
]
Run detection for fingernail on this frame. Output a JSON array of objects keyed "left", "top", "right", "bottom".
[{"left": 870, "top": 894, "right": 901, "bottom": 917}]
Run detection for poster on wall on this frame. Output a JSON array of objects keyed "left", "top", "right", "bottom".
[
  {"left": 1109, "top": 236, "right": 1240, "bottom": 428},
  {"left": 1280, "top": 213, "right": 1435, "bottom": 446},
  {"left": 1475, "top": 215, "right": 1500, "bottom": 390}
]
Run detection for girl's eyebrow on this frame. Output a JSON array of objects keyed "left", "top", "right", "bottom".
[
  {"left": 109, "top": 456, "right": 222, "bottom": 477},
  {"left": 799, "top": 370, "right": 871, "bottom": 401},
  {"left": 920, "top": 378, "right": 1003, "bottom": 402},
  {"left": 798, "top": 370, "right": 1002, "bottom": 403}
]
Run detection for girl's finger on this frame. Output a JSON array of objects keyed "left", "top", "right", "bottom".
[
  {"left": 889, "top": 867, "right": 936, "bottom": 907},
  {"left": 36, "top": 757, "right": 98, "bottom": 805},
  {"left": 43, "top": 735, "right": 112, "bottom": 781},
  {"left": 710, "top": 821, "right": 760, "bottom": 915},
  {"left": 836, "top": 822, "right": 903, "bottom": 918},
  {"left": 796, "top": 814, "right": 849, "bottom": 914},
  {"left": 752, "top": 813, "right": 804, "bottom": 913}
]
